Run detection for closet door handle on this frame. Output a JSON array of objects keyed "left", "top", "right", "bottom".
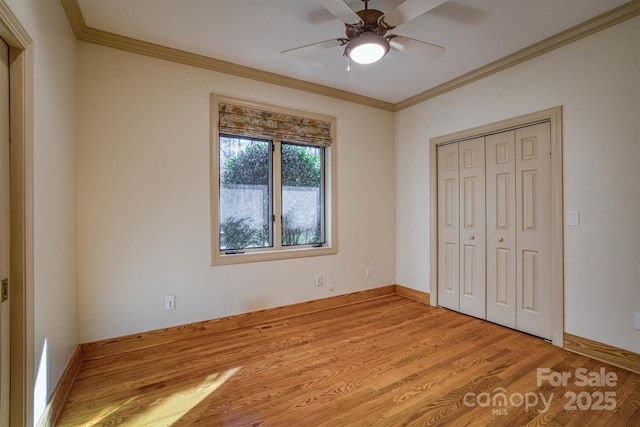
[{"left": 498, "top": 237, "right": 504, "bottom": 242}]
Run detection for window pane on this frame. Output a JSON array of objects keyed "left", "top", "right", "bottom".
[
  {"left": 281, "top": 143, "right": 324, "bottom": 246},
  {"left": 219, "top": 136, "right": 272, "bottom": 250}
]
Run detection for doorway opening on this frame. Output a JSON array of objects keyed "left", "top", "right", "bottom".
[{"left": 0, "top": 3, "right": 34, "bottom": 426}]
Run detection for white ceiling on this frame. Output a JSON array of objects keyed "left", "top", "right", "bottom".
[{"left": 76, "top": 0, "right": 629, "bottom": 104}]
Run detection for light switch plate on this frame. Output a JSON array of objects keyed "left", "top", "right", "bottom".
[
  {"left": 567, "top": 210, "right": 580, "bottom": 226},
  {"left": 165, "top": 295, "right": 175, "bottom": 310}
]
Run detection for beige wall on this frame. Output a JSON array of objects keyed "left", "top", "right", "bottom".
[
  {"left": 5, "top": 2, "right": 638, "bottom": 421},
  {"left": 4, "top": 0, "right": 79, "bottom": 422},
  {"left": 396, "top": 17, "right": 640, "bottom": 353},
  {"left": 76, "top": 43, "right": 396, "bottom": 343}
]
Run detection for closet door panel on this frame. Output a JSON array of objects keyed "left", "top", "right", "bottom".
[
  {"left": 515, "top": 123, "right": 552, "bottom": 339},
  {"left": 437, "top": 143, "right": 459, "bottom": 311},
  {"left": 486, "top": 131, "right": 517, "bottom": 328},
  {"left": 458, "top": 138, "right": 486, "bottom": 318}
]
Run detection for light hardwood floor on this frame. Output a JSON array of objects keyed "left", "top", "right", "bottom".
[{"left": 56, "top": 295, "right": 640, "bottom": 426}]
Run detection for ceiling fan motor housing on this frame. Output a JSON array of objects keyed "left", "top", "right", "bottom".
[
  {"left": 345, "top": 9, "right": 389, "bottom": 39},
  {"left": 281, "top": 0, "right": 445, "bottom": 64}
]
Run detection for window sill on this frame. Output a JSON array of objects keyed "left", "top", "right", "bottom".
[{"left": 212, "top": 245, "right": 337, "bottom": 266}]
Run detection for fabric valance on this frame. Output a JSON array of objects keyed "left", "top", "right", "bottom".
[{"left": 219, "top": 103, "right": 332, "bottom": 147}]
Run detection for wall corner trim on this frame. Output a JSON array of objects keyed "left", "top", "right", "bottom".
[{"left": 394, "top": 285, "right": 430, "bottom": 305}]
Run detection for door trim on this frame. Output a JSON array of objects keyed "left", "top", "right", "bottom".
[
  {"left": 0, "top": 2, "right": 34, "bottom": 426},
  {"left": 429, "top": 106, "right": 564, "bottom": 347}
]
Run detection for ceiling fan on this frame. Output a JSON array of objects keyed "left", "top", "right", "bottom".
[{"left": 282, "top": 0, "right": 448, "bottom": 66}]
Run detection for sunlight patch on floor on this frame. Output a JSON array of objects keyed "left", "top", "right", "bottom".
[
  {"left": 33, "top": 339, "right": 48, "bottom": 423},
  {"left": 83, "top": 396, "right": 139, "bottom": 427},
  {"left": 127, "top": 367, "right": 241, "bottom": 426}
]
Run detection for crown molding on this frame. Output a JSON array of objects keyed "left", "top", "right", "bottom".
[
  {"left": 59, "top": 0, "right": 394, "bottom": 112},
  {"left": 59, "top": 0, "right": 85, "bottom": 39},
  {"left": 395, "top": 0, "right": 639, "bottom": 111},
  {"left": 61, "top": 0, "right": 639, "bottom": 113},
  {"left": 0, "top": 0, "right": 32, "bottom": 46}
]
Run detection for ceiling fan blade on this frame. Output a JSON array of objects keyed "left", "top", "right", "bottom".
[
  {"left": 316, "top": 0, "right": 362, "bottom": 25},
  {"left": 390, "top": 35, "right": 445, "bottom": 60},
  {"left": 382, "top": 0, "right": 448, "bottom": 28},
  {"left": 281, "top": 39, "right": 343, "bottom": 56}
]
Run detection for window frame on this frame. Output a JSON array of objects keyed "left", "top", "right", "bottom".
[
  {"left": 218, "top": 135, "right": 274, "bottom": 251},
  {"left": 280, "top": 141, "right": 325, "bottom": 248},
  {"left": 211, "top": 94, "right": 337, "bottom": 265}
]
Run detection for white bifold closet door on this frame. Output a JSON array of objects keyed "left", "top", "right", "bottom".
[
  {"left": 486, "top": 124, "right": 552, "bottom": 339},
  {"left": 437, "top": 143, "right": 460, "bottom": 311},
  {"left": 515, "top": 123, "right": 552, "bottom": 339},
  {"left": 438, "top": 122, "right": 552, "bottom": 340},
  {"left": 486, "top": 130, "right": 517, "bottom": 328},
  {"left": 458, "top": 138, "right": 486, "bottom": 318},
  {"left": 437, "top": 137, "right": 486, "bottom": 318}
]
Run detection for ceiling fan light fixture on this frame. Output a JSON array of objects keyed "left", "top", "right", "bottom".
[{"left": 347, "top": 32, "right": 389, "bottom": 65}]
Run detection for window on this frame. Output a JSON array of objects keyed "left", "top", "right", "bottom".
[
  {"left": 219, "top": 136, "right": 272, "bottom": 251},
  {"left": 281, "top": 142, "right": 324, "bottom": 247},
  {"left": 211, "top": 95, "right": 336, "bottom": 265}
]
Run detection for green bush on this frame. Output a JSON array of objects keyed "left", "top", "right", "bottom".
[
  {"left": 221, "top": 142, "right": 322, "bottom": 249},
  {"left": 220, "top": 216, "right": 267, "bottom": 250},
  {"left": 223, "top": 143, "right": 320, "bottom": 187}
]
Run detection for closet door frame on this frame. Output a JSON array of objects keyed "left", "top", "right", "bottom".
[{"left": 429, "top": 106, "right": 564, "bottom": 347}]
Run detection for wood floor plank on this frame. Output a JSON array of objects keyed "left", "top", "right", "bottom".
[{"left": 56, "top": 295, "right": 640, "bottom": 426}]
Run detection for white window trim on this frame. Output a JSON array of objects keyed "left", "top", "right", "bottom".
[{"left": 210, "top": 94, "right": 337, "bottom": 265}]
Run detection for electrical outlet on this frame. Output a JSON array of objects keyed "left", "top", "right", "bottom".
[
  {"left": 366, "top": 266, "right": 373, "bottom": 277},
  {"left": 315, "top": 274, "right": 323, "bottom": 286},
  {"left": 165, "top": 295, "right": 176, "bottom": 310}
]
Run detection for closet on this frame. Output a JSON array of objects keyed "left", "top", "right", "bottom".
[{"left": 437, "top": 122, "right": 552, "bottom": 340}]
